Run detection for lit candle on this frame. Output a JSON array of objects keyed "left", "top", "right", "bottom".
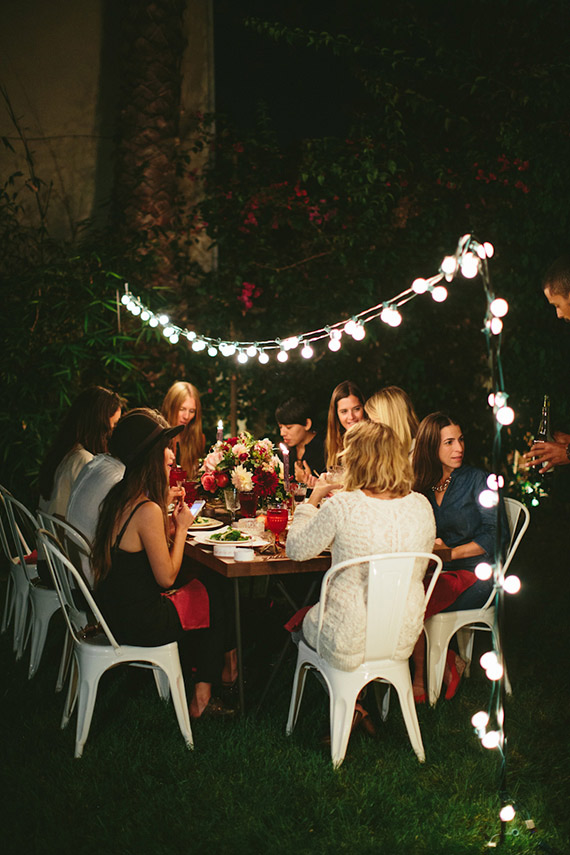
[
  {"left": 280, "top": 442, "right": 290, "bottom": 491},
  {"left": 217, "top": 419, "right": 223, "bottom": 442}
]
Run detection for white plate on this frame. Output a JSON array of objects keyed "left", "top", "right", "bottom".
[
  {"left": 190, "top": 527, "right": 269, "bottom": 549},
  {"left": 187, "top": 517, "right": 224, "bottom": 532}
]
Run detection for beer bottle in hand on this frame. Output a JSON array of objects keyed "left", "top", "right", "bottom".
[{"left": 534, "top": 394, "right": 554, "bottom": 474}]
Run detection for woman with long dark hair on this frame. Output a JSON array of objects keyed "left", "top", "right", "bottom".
[
  {"left": 324, "top": 381, "right": 366, "bottom": 470},
  {"left": 39, "top": 385, "right": 122, "bottom": 515},
  {"left": 161, "top": 381, "right": 205, "bottom": 476},
  {"left": 410, "top": 411, "right": 508, "bottom": 701},
  {"left": 92, "top": 409, "right": 235, "bottom": 719}
]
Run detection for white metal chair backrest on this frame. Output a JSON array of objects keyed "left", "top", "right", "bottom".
[
  {"left": 37, "top": 511, "right": 93, "bottom": 588},
  {"left": 0, "top": 488, "right": 12, "bottom": 561},
  {"left": 38, "top": 530, "right": 120, "bottom": 649},
  {"left": 3, "top": 490, "right": 39, "bottom": 569},
  {"left": 315, "top": 552, "right": 442, "bottom": 661},
  {"left": 502, "top": 498, "right": 530, "bottom": 575}
]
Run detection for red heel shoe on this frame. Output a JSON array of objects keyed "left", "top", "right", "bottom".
[{"left": 444, "top": 650, "right": 465, "bottom": 700}]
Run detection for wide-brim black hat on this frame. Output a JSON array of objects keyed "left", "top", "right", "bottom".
[{"left": 109, "top": 411, "right": 184, "bottom": 466}]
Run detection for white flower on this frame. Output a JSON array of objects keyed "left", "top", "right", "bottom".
[
  {"left": 202, "top": 450, "right": 223, "bottom": 472},
  {"left": 231, "top": 465, "right": 253, "bottom": 492},
  {"left": 271, "top": 455, "right": 284, "bottom": 478},
  {"left": 232, "top": 443, "right": 249, "bottom": 459}
]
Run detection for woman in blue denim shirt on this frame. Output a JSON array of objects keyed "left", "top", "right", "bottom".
[{"left": 410, "top": 412, "right": 508, "bottom": 701}]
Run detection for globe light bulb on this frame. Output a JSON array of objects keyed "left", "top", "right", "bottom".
[
  {"left": 480, "top": 651, "right": 498, "bottom": 670},
  {"left": 163, "top": 326, "right": 174, "bottom": 338},
  {"left": 192, "top": 339, "right": 206, "bottom": 352},
  {"left": 237, "top": 351, "right": 248, "bottom": 364},
  {"left": 246, "top": 345, "right": 257, "bottom": 358},
  {"left": 149, "top": 317, "right": 159, "bottom": 328},
  {"left": 283, "top": 336, "right": 299, "bottom": 350},
  {"left": 301, "top": 344, "right": 314, "bottom": 358},
  {"left": 481, "top": 730, "right": 501, "bottom": 749},
  {"left": 225, "top": 343, "right": 236, "bottom": 356},
  {"left": 486, "top": 474, "right": 504, "bottom": 491},
  {"left": 503, "top": 575, "right": 521, "bottom": 595},
  {"left": 131, "top": 305, "right": 141, "bottom": 316},
  {"left": 471, "top": 711, "right": 490, "bottom": 729},
  {"left": 499, "top": 805, "right": 516, "bottom": 823},
  {"left": 483, "top": 241, "right": 495, "bottom": 258},
  {"left": 352, "top": 323, "right": 366, "bottom": 340},
  {"left": 330, "top": 328, "right": 342, "bottom": 340},
  {"left": 258, "top": 351, "right": 269, "bottom": 364},
  {"left": 412, "top": 277, "right": 428, "bottom": 294},
  {"left": 121, "top": 293, "right": 130, "bottom": 305},
  {"left": 496, "top": 406, "right": 515, "bottom": 426},
  {"left": 158, "top": 314, "right": 169, "bottom": 325},
  {"left": 277, "top": 349, "right": 288, "bottom": 363},
  {"left": 488, "top": 393, "right": 495, "bottom": 407},
  {"left": 208, "top": 346, "right": 217, "bottom": 357},
  {"left": 490, "top": 317, "right": 503, "bottom": 335},
  {"left": 485, "top": 661, "right": 504, "bottom": 681},
  {"left": 431, "top": 285, "right": 448, "bottom": 302},
  {"left": 479, "top": 489, "right": 499, "bottom": 508},
  {"left": 344, "top": 319, "right": 357, "bottom": 336},
  {"left": 441, "top": 256, "right": 457, "bottom": 275},
  {"left": 460, "top": 252, "right": 479, "bottom": 279},
  {"left": 475, "top": 562, "right": 493, "bottom": 581},
  {"left": 126, "top": 300, "right": 137, "bottom": 313},
  {"left": 186, "top": 330, "right": 197, "bottom": 341},
  {"left": 141, "top": 310, "right": 150, "bottom": 321},
  {"left": 490, "top": 298, "right": 508, "bottom": 317},
  {"left": 475, "top": 243, "right": 487, "bottom": 260},
  {"left": 169, "top": 333, "right": 179, "bottom": 344},
  {"left": 494, "top": 391, "right": 507, "bottom": 407},
  {"left": 328, "top": 337, "right": 342, "bottom": 352}
]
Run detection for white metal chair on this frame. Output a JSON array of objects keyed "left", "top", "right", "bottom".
[
  {"left": 38, "top": 530, "right": 194, "bottom": 758},
  {"left": 36, "top": 511, "right": 91, "bottom": 689},
  {"left": 424, "top": 497, "right": 530, "bottom": 706},
  {"left": 286, "top": 552, "right": 443, "bottom": 768},
  {"left": 1, "top": 488, "right": 53, "bottom": 663}
]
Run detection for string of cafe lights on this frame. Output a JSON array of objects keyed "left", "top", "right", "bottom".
[
  {"left": 119, "top": 233, "right": 510, "bottom": 367},
  {"left": 121, "top": 233, "right": 534, "bottom": 843}
]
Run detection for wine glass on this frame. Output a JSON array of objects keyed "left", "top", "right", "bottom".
[
  {"left": 291, "top": 482, "right": 307, "bottom": 516},
  {"left": 266, "top": 503, "right": 289, "bottom": 551},
  {"left": 223, "top": 487, "right": 240, "bottom": 525}
]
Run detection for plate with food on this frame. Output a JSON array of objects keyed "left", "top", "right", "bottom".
[
  {"left": 187, "top": 516, "right": 224, "bottom": 532},
  {"left": 191, "top": 526, "right": 268, "bottom": 548}
]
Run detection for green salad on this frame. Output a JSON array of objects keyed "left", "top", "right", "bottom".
[{"left": 209, "top": 529, "right": 250, "bottom": 542}]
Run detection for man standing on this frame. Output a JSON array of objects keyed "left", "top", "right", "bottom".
[{"left": 522, "top": 257, "right": 570, "bottom": 472}]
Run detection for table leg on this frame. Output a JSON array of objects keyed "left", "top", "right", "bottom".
[{"left": 234, "top": 577, "right": 245, "bottom": 715}]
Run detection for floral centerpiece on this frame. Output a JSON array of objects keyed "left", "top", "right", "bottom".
[{"left": 198, "top": 431, "right": 287, "bottom": 505}]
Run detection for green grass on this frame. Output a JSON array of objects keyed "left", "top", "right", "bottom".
[{"left": 1, "top": 505, "right": 569, "bottom": 855}]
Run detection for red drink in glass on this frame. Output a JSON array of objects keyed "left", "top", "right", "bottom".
[
  {"left": 238, "top": 490, "right": 257, "bottom": 518},
  {"left": 266, "top": 507, "right": 288, "bottom": 548}
]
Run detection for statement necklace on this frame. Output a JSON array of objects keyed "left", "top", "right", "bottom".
[{"left": 432, "top": 476, "right": 451, "bottom": 493}]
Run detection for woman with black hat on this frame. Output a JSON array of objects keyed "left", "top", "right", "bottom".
[{"left": 92, "top": 408, "right": 235, "bottom": 719}]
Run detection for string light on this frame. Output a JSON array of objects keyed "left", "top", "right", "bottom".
[{"left": 118, "top": 234, "right": 502, "bottom": 365}]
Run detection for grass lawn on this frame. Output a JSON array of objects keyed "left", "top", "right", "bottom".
[{"left": 1, "top": 503, "right": 569, "bottom": 855}]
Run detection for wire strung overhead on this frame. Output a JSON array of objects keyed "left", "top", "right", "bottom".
[{"left": 120, "top": 233, "right": 502, "bottom": 364}]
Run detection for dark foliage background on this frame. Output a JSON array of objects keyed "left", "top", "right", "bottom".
[{"left": 1, "top": 0, "right": 570, "bottom": 505}]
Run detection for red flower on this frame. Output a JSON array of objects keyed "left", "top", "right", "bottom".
[
  {"left": 215, "top": 472, "right": 229, "bottom": 488},
  {"left": 252, "top": 468, "right": 279, "bottom": 498},
  {"left": 201, "top": 473, "right": 217, "bottom": 493}
]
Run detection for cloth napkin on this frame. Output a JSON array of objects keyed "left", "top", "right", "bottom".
[
  {"left": 162, "top": 578, "right": 210, "bottom": 630},
  {"left": 424, "top": 570, "right": 477, "bottom": 619}
]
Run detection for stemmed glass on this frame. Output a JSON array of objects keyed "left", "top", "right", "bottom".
[
  {"left": 266, "top": 502, "right": 289, "bottom": 551},
  {"left": 223, "top": 487, "right": 240, "bottom": 525}
]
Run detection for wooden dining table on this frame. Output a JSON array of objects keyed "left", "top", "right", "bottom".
[{"left": 184, "top": 537, "right": 331, "bottom": 713}]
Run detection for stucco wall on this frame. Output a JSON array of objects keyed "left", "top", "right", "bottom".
[{"left": 0, "top": 0, "right": 213, "bottom": 240}]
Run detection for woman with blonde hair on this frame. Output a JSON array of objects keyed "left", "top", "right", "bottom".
[
  {"left": 161, "top": 381, "right": 206, "bottom": 476},
  {"left": 287, "top": 420, "right": 435, "bottom": 733},
  {"left": 365, "top": 385, "right": 419, "bottom": 455},
  {"left": 324, "top": 380, "right": 366, "bottom": 470}
]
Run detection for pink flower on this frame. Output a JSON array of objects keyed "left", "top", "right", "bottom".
[
  {"left": 201, "top": 473, "right": 217, "bottom": 493},
  {"left": 203, "top": 450, "right": 223, "bottom": 472},
  {"left": 215, "top": 472, "right": 229, "bottom": 488}
]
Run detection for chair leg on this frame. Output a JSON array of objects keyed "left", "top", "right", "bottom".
[
  {"left": 457, "top": 627, "right": 474, "bottom": 677},
  {"left": 1, "top": 575, "right": 14, "bottom": 633},
  {"left": 28, "top": 608, "right": 52, "bottom": 679},
  {"left": 329, "top": 691, "right": 359, "bottom": 769},
  {"left": 74, "top": 668, "right": 104, "bottom": 759},
  {"left": 373, "top": 681, "right": 391, "bottom": 722},
  {"left": 56, "top": 632, "right": 73, "bottom": 693},
  {"left": 62, "top": 656, "right": 79, "bottom": 729},
  {"left": 397, "top": 683, "right": 426, "bottom": 762},
  {"left": 13, "top": 589, "right": 30, "bottom": 659},
  {"left": 153, "top": 666, "right": 171, "bottom": 701},
  {"left": 286, "top": 660, "right": 309, "bottom": 735},
  {"left": 426, "top": 632, "right": 450, "bottom": 706},
  {"left": 166, "top": 668, "right": 193, "bottom": 749}
]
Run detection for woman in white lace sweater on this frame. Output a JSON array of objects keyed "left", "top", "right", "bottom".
[{"left": 286, "top": 420, "right": 435, "bottom": 672}]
